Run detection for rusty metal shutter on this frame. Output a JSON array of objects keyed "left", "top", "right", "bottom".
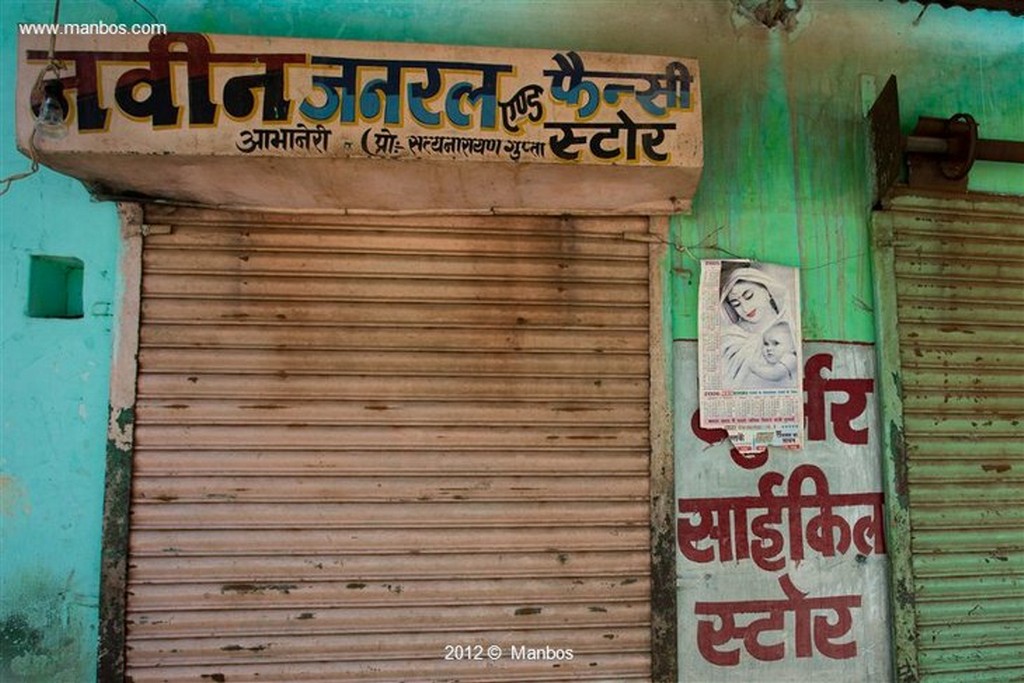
[
  {"left": 125, "top": 206, "right": 654, "bottom": 681},
  {"left": 872, "top": 192, "right": 1024, "bottom": 682}
]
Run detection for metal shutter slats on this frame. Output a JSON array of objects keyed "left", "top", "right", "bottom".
[
  {"left": 880, "top": 193, "right": 1024, "bottom": 682},
  {"left": 125, "top": 207, "right": 653, "bottom": 681}
]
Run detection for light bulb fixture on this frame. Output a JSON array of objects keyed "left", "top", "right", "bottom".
[
  {"left": 33, "top": 79, "right": 68, "bottom": 140},
  {"left": 0, "top": 0, "right": 65, "bottom": 195}
]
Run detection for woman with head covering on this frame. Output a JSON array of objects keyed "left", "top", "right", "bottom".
[{"left": 718, "top": 266, "right": 798, "bottom": 389}]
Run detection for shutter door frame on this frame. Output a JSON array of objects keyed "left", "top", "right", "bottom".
[
  {"left": 872, "top": 189, "right": 1024, "bottom": 682},
  {"left": 97, "top": 205, "right": 676, "bottom": 681},
  {"left": 99, "top": 203, "right": 146, "bottom": 681}
]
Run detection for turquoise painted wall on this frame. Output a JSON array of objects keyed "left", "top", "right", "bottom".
[
  {"left": 0, "top": 1, "right": 1020, "bottom": 680},
  {"left": 2, "top": 2, "right": 122, "bottom": 679}
]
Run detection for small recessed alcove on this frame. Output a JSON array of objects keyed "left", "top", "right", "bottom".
[{"left": 27, "top": 254, "right": 84, "bottom": 319}]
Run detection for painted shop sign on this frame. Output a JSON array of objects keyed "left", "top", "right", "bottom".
[
  {"left": 17, "top": 32, "right": 701, "bottom": 168},
  {"left": 676, "top": 341, "right": 892, "bottom": 682}
]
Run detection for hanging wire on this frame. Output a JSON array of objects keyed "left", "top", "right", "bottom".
[
  {"left": 646, "top": 224, "right": 866, "bottom": 274},
  {"left": 0, "top": 0, "right": 64, "bottom": 197},
  {"left": 648, "top": 224, "right": 748, "bottom": 262},
  {"left": 48, "top": 0, "right": 62, "bottom": 58},
  {"left": 0, "top": 131, "right": 41, "bottom": 197},
  {"left": 132, "top": 0, "right": 160, "bottom": 23}
]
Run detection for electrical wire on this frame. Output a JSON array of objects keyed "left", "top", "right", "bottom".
[
  {"left": 132, "top": 0, "right": 160, "bottom": 23},
  {"left": 0, "top": 0, "right": 63, "bottom": 197},
  {"left": 0, "top": 133, "right": 41, "bottom": 197}
]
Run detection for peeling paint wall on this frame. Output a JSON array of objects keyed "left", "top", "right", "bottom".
[
  {"left": 1, "top": 1, "right": 1021, "bottom": 681},
  {"left": 670, "top": 2, "right": 1023, "bottom": 342},
  {"left": 2, "top": 1, "right": 121, "bottom": 675},
  {"left": 0, "top": 218, "right": 117, "bottom": 669},
  {"left": 0, "top": 569, "right": 92, "bottom": 681}
]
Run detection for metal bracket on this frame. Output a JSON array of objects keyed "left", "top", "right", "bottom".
[
  {"left": 868, "top": 75, "right": 1024, "bottom": 198},
  {"left": 141, "top": 223, "right": 173, "bottom": 236}
]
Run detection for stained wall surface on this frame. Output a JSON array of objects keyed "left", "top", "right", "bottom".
[{"left": 1, "top": 1, "right": 1021, "bottom": 680}]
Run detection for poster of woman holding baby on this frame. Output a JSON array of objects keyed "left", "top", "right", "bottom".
[{"left": 698, "top": 260, "right": 804, "bottom": 453}]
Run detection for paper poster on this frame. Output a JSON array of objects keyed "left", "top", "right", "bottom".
[{"left": 698, "top": 260, "right": 803, "bottom": 452}]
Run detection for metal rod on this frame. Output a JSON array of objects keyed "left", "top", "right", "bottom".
[
  {"left": 905, "top": 136, "right": 948, "bottom": 154},
  {"left": 906, "top": 135, "right": 1024, "bottom": 164},
  {"left": 975, "top": 139, "right": 1024, "bottom": 164}
]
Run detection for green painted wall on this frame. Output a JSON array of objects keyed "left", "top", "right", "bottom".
[
  {"left": 1, "top": 1, "right": 1020, "bottom": 680},
  {"left": 668, "top": 3, "right": 1023, "bottom": 342}
]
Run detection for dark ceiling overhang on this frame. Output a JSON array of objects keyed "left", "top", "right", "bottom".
[{"left": 897, "top": 0, "right": 1024, "bottom": 17}]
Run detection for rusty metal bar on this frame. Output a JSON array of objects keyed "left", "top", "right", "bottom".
[
  {"left": 906, "top": 134, "right": 1024, "bottom": 163},
  {"left": 975, "top": 139, "right": 1024, "bottom": 164}
]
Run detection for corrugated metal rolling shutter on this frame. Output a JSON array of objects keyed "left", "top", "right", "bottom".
[
  {"left": 125, "top": 206, "right": 654, "bottom": 681},
  {"left": 873, "top": 192, "right": 1024, "bottom": 683}
]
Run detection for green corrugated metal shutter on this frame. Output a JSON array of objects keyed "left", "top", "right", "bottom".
[{"left": 872, "top": 191, "right": 1024, "bottom": 683}]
